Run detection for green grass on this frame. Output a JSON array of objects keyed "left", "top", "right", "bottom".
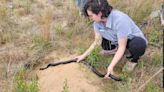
[
  {"left": 77, "top": 47, "right": 86, "bottom": 54},
  {"left": 13, "top": 67, "right": 39, "bottom": 92},
  {"left": 54, "top": 23, "right": 63, "bottom": 35},
  {"left": 144, "top": 81, "right": 161, "bottom": 92},
  {"left": 30, "top": 35, "right": 52, "bottom": 52},
  {"left": 62, "top": 79, "right": 69, "bottom": 92},
  {"left": 86, "top": 46, "right": 113, "bottom": 71},
  {"left": 151, "top": 52, "right": 162, "bottom": 66},
  {"left": 86, "top": 46, "right": 101, "bottom": 66},
  {"left": 111, "top": 0, "right": 153, "bottom": 24}
]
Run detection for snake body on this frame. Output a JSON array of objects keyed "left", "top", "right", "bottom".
[{"left": 40, "top": 59, "right": 122, "bottom": 81}]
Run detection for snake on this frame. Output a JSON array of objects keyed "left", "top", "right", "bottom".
[{"left": 40, "top": 59, "right": 122, "bottom": 81}]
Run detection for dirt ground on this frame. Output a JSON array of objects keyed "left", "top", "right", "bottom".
[{"left": 37, "top": 52, "right": 104, "bottom": 92}]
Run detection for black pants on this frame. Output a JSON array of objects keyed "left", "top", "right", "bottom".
[{"left": 101, "top": 37, "right": 147, "bottom": 63}]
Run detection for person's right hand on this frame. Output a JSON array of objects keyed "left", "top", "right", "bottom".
[{"left": 75, "top": 55, "right": 85, "bottom": 63}]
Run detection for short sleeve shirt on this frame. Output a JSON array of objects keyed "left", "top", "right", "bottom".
[{"left": 93, "top": 9, "right": 148, "bottom": 45}]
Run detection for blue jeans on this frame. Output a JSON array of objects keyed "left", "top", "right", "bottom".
[{"left": 75, "top": 0, "right": 81, "bottom": 8}]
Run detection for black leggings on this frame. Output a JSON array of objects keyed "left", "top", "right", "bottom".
[{"left": 101, "top": 37, "right": 147, "bottom": 63}]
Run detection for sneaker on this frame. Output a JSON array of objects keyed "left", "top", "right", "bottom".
[
  {"left": 122, "top": 61, "right": 137, "bottom": 72},
  {"left": 99, "top": 48, "right": 117, "bottom": 56}
]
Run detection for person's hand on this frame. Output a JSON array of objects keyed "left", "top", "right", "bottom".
[
  {"left": 75, "top": 55, "right": 85, "bottom": 63},
  {"left": 104, "top": 65, "right": 114, "bottom": 79}
]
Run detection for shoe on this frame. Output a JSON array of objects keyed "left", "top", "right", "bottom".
[
  {"left": 122, "top": 61, "right": 137, "bottom": 72},
  {"left": 99, "top": 48, "right": 117, "bottom": 56}
]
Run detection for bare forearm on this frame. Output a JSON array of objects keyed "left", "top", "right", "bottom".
[
  {"left": 83, "top": 41, "right": 99, "bottom": 57},
  {"left": 110, "top": 47, "right": 126, "bottom": 68},
  {"left": 82, "top": 31, "right": 101, "bottom": 58}
]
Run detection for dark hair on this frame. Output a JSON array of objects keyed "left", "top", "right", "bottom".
[{"left": 83, "top": 0, "right": 113, "bottom": 18}]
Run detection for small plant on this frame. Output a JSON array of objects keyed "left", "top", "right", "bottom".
[
  {"left": 28, "top": 75, "right": 39, "bottom": 92},
  {"left": 30, "top": 35, "right": 52, "bottom": 52},
  {"left": 86, "top": 46, "right": 113, "bottom": 70},
  {"left": 86, "top": 46, "right": 101, "bottom": 67},
  {"left": 62, "top": 79, "right": 69, "bottom": 92},
  {"left": 77, "top": 47, "right": 86, "bottom": 54},
  {"left": 13, "top": 67, "right": 39, "bottom": 92},
  {"left": 54, "top": 23, "right": 62, "bottom": 35}
]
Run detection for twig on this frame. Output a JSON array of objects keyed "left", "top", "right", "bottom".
[{"left": 136, "top": 68, "right": 163, "bottom": 92}]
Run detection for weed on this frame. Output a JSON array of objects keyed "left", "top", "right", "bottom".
[
  {"left": 13, "top": 67, "right": 39, "bottom": 92},
  {"left": 30, "top": 35, "right": 52, "bottom": 52},
  {"left": 86, "top": 46, "right": 101, "bottom": 67},
  {"left": 77, "top": 47, "right": 86, "bottom": 54},
  {"left": 62, "top": 79, "right": 69, "bottom": 92},
  {"left": 54, "top": 23, "right": 63, "bottom": 35},
  {"left": 86, "top": 46, "right": 113, "bottom": 70}
]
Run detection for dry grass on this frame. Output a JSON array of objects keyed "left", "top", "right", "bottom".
[
  {"left": 0, "top": 0, "right": 163, "bottom": 92},
  {"left": 37, "top": 7, "right": 53, "bottom": 41}
]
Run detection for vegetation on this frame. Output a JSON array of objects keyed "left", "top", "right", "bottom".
[
  {"left": 62, "top": 79, "right": 70, "bottom": 92},
  {"left": 0, "top": 0, "right": 163, "bottom": 92},
  {"left": 13, "top": 67, "right": 38, "bottom": 92}
]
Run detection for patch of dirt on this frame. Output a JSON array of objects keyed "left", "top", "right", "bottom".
[
  {"left": 37, "top": 52, "right": 104, "bottom": 92},
  {"left": 37, "top": 64, "right": 104, "bottom": 92}
]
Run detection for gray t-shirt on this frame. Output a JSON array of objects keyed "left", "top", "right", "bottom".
[{"left": 93, "top": 9, "right": 148, "bottom": 45}]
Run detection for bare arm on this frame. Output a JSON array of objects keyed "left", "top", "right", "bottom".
[
  {"left": 105, "top": 37, "right": 128, "bottom": 77},
  {"left": 109, "top": 37, "right": 127, "bottom": 68},
  {"left": 83, "top": 31, "right": 101, "bottom": 57},
  {"left": 76, "top": 31, "right": 101, "bottom": 62}
]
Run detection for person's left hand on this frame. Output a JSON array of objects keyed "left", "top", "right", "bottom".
[{"left": 104, "top": 66, "right": 114, "bottom": 79}]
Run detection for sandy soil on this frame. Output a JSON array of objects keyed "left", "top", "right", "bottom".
[{"left": 37, "top": 52, "right": 104, "bottom": 92}]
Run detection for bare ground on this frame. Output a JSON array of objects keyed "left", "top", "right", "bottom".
[{"left": 37, "top": 52, "right": 104, "bottom": 92}]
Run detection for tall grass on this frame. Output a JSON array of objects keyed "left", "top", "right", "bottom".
[
  {"left": 0, "top": 5, "right": 18, "bottom": 44},
  {"left": 110, "top": 0, "right": 153, "bottom": 24},
  {"left": 37, "top": 7, "right": 53, "bottom": 41},
  {"left": 0, "top": 0, "right": 163, "bottom": 92}
]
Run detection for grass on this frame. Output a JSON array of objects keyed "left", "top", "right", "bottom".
[
  {"left": 151, "top": 52, "right": 162, "bottom": 66},
  {"left": 37, "top": 7, "right": 53, "bottom": 41},
  {"left": 110, "top": 0, "right": 153, "bottom": 24},
  {"left": 0, "top": 0, "right": 163, "bottom": 91},
  {"left": 54, "top": 23, "right": 63, "bottom": 35},
  {"left": 13, "top": 67, "right": 39, "bottom": 92},
  {"left": 30, "top": 35, "right": 52, "bottom": 52},
  {"left": 86, "top": 46, "right": 112, "bottom": 68},
  {"left": 0, "top": 5, "right": 19, "bottom": 44},
  {"left": 144, "top": 80, "right": 161, "bottom": 92},
  {"left": 62, "top": 79, "right": 70, "bottom": 92}
]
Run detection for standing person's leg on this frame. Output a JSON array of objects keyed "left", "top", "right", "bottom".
[
  {"left": 75, "top": 0, "right": 82, "bottom": 15},
  {"left": 75, "top": 0, "right": 88, "bottom": 16},
  {"left": 100, "top": 37, "right": 117, "bottom": 56},
  {"left": 75, "top": 0, "right": 81, "bottom": 8},
  {"left": 125, "top": 37, "right": 147, "bottom": 71}
]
